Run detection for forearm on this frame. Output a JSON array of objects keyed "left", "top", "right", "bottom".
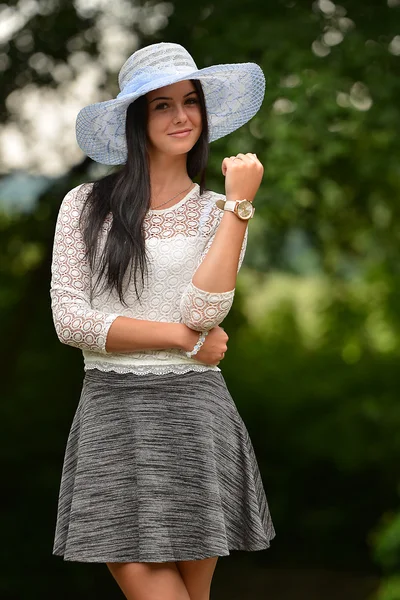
[
  {"left": 105, "top": 316, "right": 198, "bottom": 353},
  {"left": 192, "top": 211, "right": 248, "bottom": 293}
]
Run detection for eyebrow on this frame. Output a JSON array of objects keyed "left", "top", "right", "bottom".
[{"left": 148, "top": 90, "right": 198, "bottom": 104}]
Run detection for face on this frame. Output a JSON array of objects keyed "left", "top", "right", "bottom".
[{"left": 146, "top": 80, "right": 202, "bottom": 157}]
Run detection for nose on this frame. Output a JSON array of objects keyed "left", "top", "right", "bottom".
[{"left": 173, "top": 102, "right": 188, "bottom": 124}]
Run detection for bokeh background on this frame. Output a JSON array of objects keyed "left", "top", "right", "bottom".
[{"left": 2, "top": 1, "right": 400, "bottom": 599}]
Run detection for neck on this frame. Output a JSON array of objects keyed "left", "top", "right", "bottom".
[{"left": 148, "top": 150, "right": 192, "bottom": 198}]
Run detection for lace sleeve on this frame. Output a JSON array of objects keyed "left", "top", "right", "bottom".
[
  {"left": 50, "top": 184, "right": 120, "bottom": 354},
  {"left": 179, "top": 218, "right": 248, "bottom": 332}
]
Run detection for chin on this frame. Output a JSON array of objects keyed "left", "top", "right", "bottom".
[{"left": 165, "top": 141, "right": 199, "bottom": 155}]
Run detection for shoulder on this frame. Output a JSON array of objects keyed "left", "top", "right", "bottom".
[
  {"left": 55, "top": 183, "right": 94, "bottom": 231},
  {"left": 62, "top": 182, "right": 94, "bottom": 204},
  {"left": 59, "top": 182, "right": 94, "bottom": 213}
]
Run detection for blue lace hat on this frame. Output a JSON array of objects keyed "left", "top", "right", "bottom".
[{"left": 76, "top": 42, "right": 266, "bottom": 165}]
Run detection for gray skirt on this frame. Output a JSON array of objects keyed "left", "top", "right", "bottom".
[{"left": 52, "top": 368, "right": 275, "bottom": 563}]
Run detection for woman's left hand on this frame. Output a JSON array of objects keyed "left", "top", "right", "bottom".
[{"left": 221, "top": 152, "right": 264, "bottom": 203}]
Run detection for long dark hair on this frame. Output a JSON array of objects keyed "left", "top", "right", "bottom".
[{"left": 79, "top": 79, "right": 209, "bottom": 307}]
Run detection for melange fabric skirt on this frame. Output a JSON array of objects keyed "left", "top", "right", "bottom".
[{"left": 52, "top": 368, "right": 275, "bottom": 563}]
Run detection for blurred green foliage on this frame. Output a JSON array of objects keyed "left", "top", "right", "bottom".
[
  {"left": 2, "top": 0, "right": 400, "bottom": 598},
  {"left": 375, "top": 576, "right": 400, "bottom": 600},
  {"left": 372, "top": 496, "right": 400, "bottom": 600}
]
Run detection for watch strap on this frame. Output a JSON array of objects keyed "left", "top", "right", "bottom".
[
  {"left": 224, "top": 200, "right": 239, "bottom": 211},
  {"left": 215, "top": 198, "right": 248, "bottom": 211}
]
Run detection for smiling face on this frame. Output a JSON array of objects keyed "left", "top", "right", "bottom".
[{"left": 146, "top": 80, "right": 203, "bottom": 157}]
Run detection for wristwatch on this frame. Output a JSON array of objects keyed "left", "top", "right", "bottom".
[{"left": 215, "top": 198, "right": 255, "bottom": 221}]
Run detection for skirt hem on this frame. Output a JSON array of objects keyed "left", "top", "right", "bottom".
[{"left": 52, "top": 535, "right": 276, "bottom": 563}]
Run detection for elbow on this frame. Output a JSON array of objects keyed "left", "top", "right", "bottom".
[
  {"left": 51, "top": 309, "right": 110, "bottom": 355},
  {"left": 181, "top": 313, "right": 228, "bottom": 332},
  {"left": 53, "top": 316, "right": 82, "bottom": 350},
  {"left": 179, "top": 291, "right": 235, "bottom": 331},
  {"left": 53, "top": 320, "right": 107, "bottom": 354},
  {"left": 50, "top": 290, "right": 116, "bottom": 354}
]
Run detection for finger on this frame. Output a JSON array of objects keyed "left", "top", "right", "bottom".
[
  {"left": 221, "top": 157, "right": 230, "bottom": 175},
  {"left": 223, "top": 156, "right": 240, "bottom": 174},
  {"left": 234, "top": 152, "right": 253, "bottom": 164},
  {"left": 251, "top": 152, "right": 263, "bottom": 167},
  {"left": 239, "top": 152, "right": 258, "bottom": 165},
  {"left": 245, "top": 152, "right": 258, "bottom": 163}
]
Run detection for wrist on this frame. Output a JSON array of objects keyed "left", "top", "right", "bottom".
[
  {"left": 185, "top": 330, "right": 208, "bottom": 358},
  {"left": 179, "top": 324, "right": 201, "bottom": 352}
]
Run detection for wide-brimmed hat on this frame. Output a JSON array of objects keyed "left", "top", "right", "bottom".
[{"left": 76, "top": 42, "right": 265, "bottom": 165}]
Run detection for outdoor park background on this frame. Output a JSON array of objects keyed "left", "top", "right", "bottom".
[{"left": 1, "top": 1, "right": 400, "bottom": 598}]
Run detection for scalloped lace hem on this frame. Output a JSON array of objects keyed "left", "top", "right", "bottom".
[{"left": 84, "top": 362, "right": 221, "bottom": 375}]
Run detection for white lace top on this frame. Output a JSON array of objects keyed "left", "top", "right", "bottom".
[{"left": 50, "top": 182, "right": 247, "bottom": 375}]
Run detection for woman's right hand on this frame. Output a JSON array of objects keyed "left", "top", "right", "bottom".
[{"left": 183, "top": 325, "right": 229, "bottom": 365}]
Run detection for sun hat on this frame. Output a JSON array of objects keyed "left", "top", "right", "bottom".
[{"left": 76, "top": 42, "right": 266, "bottom": 165}]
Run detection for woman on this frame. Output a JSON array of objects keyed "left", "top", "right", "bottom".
[{"left": 50, "top": 42, "right": 275, "bottom": 600}]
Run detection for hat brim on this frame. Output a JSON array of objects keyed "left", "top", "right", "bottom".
[{"left": 76, "top": 62, "right": 265, "bottom": 165}]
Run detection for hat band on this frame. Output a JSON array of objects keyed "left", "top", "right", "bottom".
[{"left": 117, "top": 65, "right": 197, "bottom": 99}]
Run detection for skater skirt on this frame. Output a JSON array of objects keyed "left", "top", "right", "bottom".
[{"left": 52, "top": 368, "right": 275, "bottom": 563}]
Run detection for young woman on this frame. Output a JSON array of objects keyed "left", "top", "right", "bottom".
[{"left": 50, "top": 42, "right": 275, "bottom": 600}]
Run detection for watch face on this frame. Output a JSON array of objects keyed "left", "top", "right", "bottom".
[{"left": 237, "top": 200, "right": 253, "bottom": 219}]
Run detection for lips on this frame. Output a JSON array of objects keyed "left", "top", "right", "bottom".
[{"left": 168, "top": 129, "right": 192, "bottom": 136}]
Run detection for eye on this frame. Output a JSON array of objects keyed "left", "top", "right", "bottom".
[
  {"left": 154, "top": 102, "right": 169, "bottom": 110},
  {"left": 185, "top": 97, "right": 198, "bottom": 105}
]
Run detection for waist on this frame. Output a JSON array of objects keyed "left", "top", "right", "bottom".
[{"left": 82, "top": 348, "right": 221, "bottom": 375}]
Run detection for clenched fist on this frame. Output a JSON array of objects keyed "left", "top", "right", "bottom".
[
  {"left": 183, "top": 325, "right": 229, "bottom": 366},
  {"left": 192, "top": 325, "right": 229, "bottom": 366},
  {"left": 221, "top": 152, "right": 264, "bottom": 203}
]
